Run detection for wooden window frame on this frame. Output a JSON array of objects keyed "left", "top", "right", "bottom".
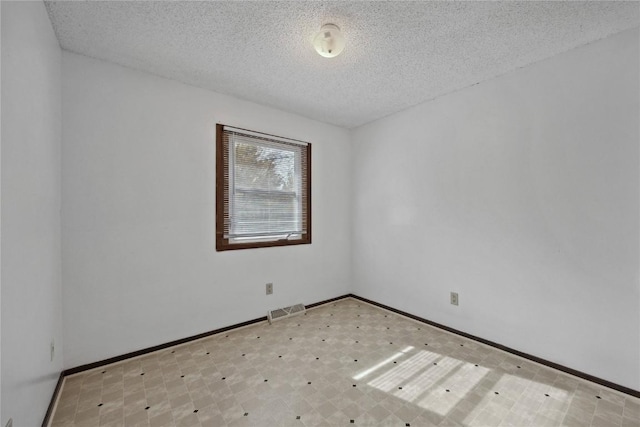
[{"left": 216, "top": 124, "right": 312, "bottom": 251}]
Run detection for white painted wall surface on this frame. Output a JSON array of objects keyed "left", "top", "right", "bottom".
[
  {"left": 1, "top": 1, "right": 64, "bottom": 425},
  {"left": 351, "top": 29, "right": 639, "bottom": 390},
  {"left": 62, "top": 52, "right": 352, "bottom": 369},
  {"left": 0, "top": 2, "right": 3, "bottom": 423}
]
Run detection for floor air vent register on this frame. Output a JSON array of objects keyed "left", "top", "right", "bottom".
[{"left": 267, "top": 303, "right": 306, "bottom": 324}]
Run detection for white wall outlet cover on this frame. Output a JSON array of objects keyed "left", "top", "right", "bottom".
[{"left": 450, "top": 292, "right": 459, "bottom": 306}]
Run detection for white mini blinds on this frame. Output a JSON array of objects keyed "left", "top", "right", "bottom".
[{"left": 216, "top": 125, "right": 311, "bottom": 251}]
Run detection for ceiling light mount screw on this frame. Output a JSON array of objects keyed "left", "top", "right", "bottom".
[{"left": 313, "top": 24, "right": 345, "bottom": 58}]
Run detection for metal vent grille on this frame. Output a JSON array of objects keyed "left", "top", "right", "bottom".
[{"left": 268, "top": 303, "right": 306, "bottom": 324}]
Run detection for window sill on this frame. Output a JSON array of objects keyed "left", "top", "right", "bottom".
[{"left": 216, "top": 236, "right": 311, "bottom": 251}]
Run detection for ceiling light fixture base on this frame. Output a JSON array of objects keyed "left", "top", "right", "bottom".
[{"left": 313, "top": 24, "right": 345, "bottom": 58}]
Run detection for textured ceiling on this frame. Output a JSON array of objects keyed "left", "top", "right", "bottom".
[{"left": 45, "top": 1, "right": 639, "bottom": 128}]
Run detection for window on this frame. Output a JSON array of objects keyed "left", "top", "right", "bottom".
[{"left": 216, "top": 124, "right": 311, "bottom": 251}]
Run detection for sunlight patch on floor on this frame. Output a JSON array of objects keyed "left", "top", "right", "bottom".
[
  {"left": 367, "top": 349, "right": 440, "bottom": 392},
  {"left": 364, "top": 348, "right": 491, "bottom": 418},
  {"left": 394, "top": 355, "right": 462, "bottom": 402},
  {"left": 463, "top": 373, "right": 569, "bottom": 426},
  {"left": 417, "top": 362, "right": 490, "bottom": 415},
  {"left": 353, "top": 346, "right": 414, "bottom": 380}
]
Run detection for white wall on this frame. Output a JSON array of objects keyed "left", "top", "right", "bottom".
[
  {"left": 352, "top": 28, "right": 639, "bottom": 390},
  {"left": 1, "top": 1, "right": 64, "bottom": 426},
  {"left": 62, "top": 52, "right": 352, "bottom": 369},
  {"left": 0, "top": 2, "right": 3, "bottom": 422}
]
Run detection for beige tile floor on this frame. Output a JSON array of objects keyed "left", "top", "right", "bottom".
[{"left": 50, "top": 298, "right": 639, "bottom": 427}]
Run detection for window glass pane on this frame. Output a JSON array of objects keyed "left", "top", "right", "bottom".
[
  {"left": 232, "top": 140, "right": 301, "bottom": 237},
  {"left": 234, "top": 142, "right": 296, "bottom": 191}
]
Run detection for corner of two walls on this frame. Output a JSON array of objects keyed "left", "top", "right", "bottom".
[
  {"left": 1, "top": 1, "right": 65, "bottom": 425},
  {"left": 350, "top": 28, "right": 640, "bottom": 390}
]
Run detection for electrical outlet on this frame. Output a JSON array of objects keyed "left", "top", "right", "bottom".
[
  {"left": 266, "top": 283, "right": 273, "bottom": 295},
  {"left": 51, "top": 339, "right": 55, "bottom": 362},
  {"left": 450, "top": 292, "right": 459, "bottom": 306}
]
